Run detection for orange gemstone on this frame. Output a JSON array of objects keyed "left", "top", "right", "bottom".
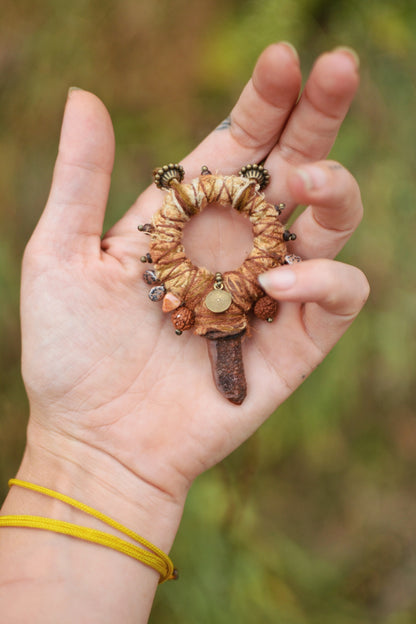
[{"left": 162, "top": 292, "right": 182, "bottom": 313}]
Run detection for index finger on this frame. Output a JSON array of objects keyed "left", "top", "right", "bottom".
[{"left": 264, "top": 48, "right": 360, "bottom": 208}]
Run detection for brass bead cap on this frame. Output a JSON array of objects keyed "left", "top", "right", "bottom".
[
  {"left": 153, "top": 163, "right": 185, "bottom": 190},
  {"left": 238, "top": 164, "right": 270, "bottom": 190}
]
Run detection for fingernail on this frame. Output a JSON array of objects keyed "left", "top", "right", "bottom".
[
  {"left": 294, "top": 165, "right": 328, "bottom": 191},
  {"left": 259, "top": 268, "right": 296, "bottom": 291},
  {"left": 279, "top": 41, "right": 299, "bottom": 62},
  {"left": 68, "top": 86, "right": 83, "bottom": 96},
  {"left": 333, "top": 46, "right": 360, "bottom": 69}
]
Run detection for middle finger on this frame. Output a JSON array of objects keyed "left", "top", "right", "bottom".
[{"left": 264, "top": 48, "right": 360, "bottom": 213}]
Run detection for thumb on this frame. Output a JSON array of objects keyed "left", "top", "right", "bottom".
[{"left": 32, "top": 88, "right": 115, "bottom": 256}]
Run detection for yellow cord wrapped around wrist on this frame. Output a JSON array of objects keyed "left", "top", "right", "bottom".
[{"left": 0, "top": 479, "right": 177, "bottom": 584}]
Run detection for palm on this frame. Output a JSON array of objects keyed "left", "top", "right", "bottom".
[{"left": 22, "top": 45, "right": 367, "bottom": 496}]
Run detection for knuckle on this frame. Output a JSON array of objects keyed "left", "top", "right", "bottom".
[
  {"left": 322, "top": 161, "right": 364, "bottom": 227},
  {"left": 319, "top": 261, "right": 370, "bottom": 316}
]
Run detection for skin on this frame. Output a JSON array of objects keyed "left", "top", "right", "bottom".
[{"left": 0, "top": 43, "right": 369, "bottom": 622}]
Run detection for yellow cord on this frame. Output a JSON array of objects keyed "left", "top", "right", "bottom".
[{"left": 0, "top": 479, "right": 177, "bottom": 583}]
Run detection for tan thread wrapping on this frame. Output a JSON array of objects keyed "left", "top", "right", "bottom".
[{"left": 150, "top": 174, "right": 287, "bottom": 336}]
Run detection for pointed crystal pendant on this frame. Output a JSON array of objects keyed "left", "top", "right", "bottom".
[{"left": 205, "top": 331, "right": 247, "bottom": 405}]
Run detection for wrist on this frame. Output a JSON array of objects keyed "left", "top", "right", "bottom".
[
  {"left": 4, "top": 420, "right": 186, "bottom": 554},
  {"left": 0, "top": 420, "right": 185, "bottom": 622}
]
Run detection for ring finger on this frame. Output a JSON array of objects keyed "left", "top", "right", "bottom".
[{"left": 279, "top": 160, "right": 363, "bottom": 260}]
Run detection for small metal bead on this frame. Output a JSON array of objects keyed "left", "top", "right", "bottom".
[
  {"left": 140, "top": 256, "right": 147, "bottom": 263},
  {"left": 175, "top": 329, "right": 183, "bottom": 335},
  {"left": 201, "top": 165, "right": 211, "bottom": 175},
  {"left": 137, "top": 223, "right": 153, "bottom": 234},
  {"left": 267, "top": 317, "right": 273, "bottom": 323},
  {"left": 283, "top": 231, "right": 295, "bottom": 242},
  {"left": 146, "top": 253, "right": 153, "bottom": 263}
]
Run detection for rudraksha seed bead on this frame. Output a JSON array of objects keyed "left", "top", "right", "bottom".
[
  {"left": 171, "top": 306, "right": 195, "bottom": 332},
  {"left": 253, "top": 295, "right": 279, "bottom": 321}
]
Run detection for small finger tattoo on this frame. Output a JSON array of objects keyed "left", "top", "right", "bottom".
[{"left": 216, "top": 116, "right": 231, "bottom": 131}]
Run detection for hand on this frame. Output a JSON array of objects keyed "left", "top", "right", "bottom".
[
  {"left": 1, "top": 43, "right": 369, "bottom": 623},
  {"left": 19, "top": 44, "right": 368, "bottom": 521}
]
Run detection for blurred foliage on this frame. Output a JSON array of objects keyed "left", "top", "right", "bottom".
[{"left": 1, "top": 0, "right": 416, "bottom": 621}]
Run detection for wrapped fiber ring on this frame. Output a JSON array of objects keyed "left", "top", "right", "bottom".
[{"left": 140, "top": 164, "right": 299, "bottom": 404}]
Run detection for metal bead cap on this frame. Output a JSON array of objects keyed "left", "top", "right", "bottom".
[
  {"left": 153, "top": 163, "right": 185, "bottom": 190},
  {"left": 238, "top": 164, "right": 270, "bottom": 190}
]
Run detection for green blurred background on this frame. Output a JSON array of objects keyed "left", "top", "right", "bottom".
[{"left": 1, "top": 0, "right": 416, "bottom": 622}]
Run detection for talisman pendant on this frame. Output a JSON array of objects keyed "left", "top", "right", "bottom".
[
  {"left": 138, "top": 163, "right": 300, "bottom": 404},
  {"left": 204, "top": 273, "right": 232, "bottom": 313}
]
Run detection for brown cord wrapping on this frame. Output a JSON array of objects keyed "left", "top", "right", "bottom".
[{"left": 150, "top": 173, "right": 287, "bottom": 336}]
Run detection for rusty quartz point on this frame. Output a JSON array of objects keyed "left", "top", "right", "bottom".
[{"left": 205, "top": 330, "right": 247, "bottom": 405}]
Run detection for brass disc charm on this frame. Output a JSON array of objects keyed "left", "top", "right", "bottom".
[{"left": 205, "top": 288, "right": 232, "bottom": 313}]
